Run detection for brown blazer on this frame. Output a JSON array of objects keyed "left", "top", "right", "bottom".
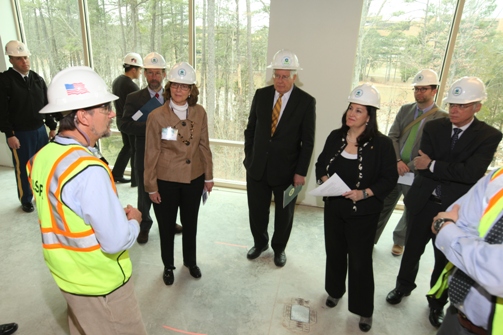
[{"left": 144, "top": 103, "right": 213, "bottom": 192}]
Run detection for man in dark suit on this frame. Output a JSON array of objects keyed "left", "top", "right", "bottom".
[
  {"left": 121, "top": 52, "right": 182, "bottom": 244},
  {"left": 244, "top": 49, "right": 316, "bottom": 267},
  {"left": 385, "top": 77, "right": 502, "bottom": 328},
  {"left": 374, "top": 69, "right": 447, "bottom": 255},
  {"left": 111, "top": 52, "right": 143, "bottom": 185}
]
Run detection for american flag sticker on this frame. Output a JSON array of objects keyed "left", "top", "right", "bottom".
[{"left": 65, "top": 83, "right": 89, "bottom": 95}]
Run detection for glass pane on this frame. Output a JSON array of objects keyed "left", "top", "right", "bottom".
[
  {"left": 99, "top": 131, "right": 124, "bottom": 169},
  {"left": 18, "top": 0, "right": 85, "bottom": 83},
  {"left": 447, "top": 0, "right": 503, "bottom": 166},
  {"left": 194, "top": 0, "right": 271, "bottom": 140},
  {"left": 354, "top": 0, "right": 456, "bottom": 135},
  {"left": 211, "top": 143, "right": 246, "bottom": 182}
]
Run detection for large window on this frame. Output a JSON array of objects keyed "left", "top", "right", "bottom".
[
  {"left": 17, "top": 0, "right": 270, "bottom": 184},
  {"left": 355, "top": 0, "right": 503, "bottom": 166}
]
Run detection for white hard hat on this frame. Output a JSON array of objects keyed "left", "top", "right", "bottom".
[
  {"left": 412, "top": 69, "right": 439, "bottom": 86},
  {"left": 123, "top": 52, "right": 143, "bottom": 67},
  {"left": 5, "top": 40, "right": 31, "bottom": 57},
  {"left": 348, "top": 83, "right": 381, "bottom": 109},
  {"left": 444, "top": 76, "right": 487, "bottom": 104},
  {"left": 143, "top": 52, "right": 167, "bottom": 69},
  {"left": 39, "top": 66, "right": 118, "bottom": 114},
  {"left": 267, "top": 49, "right": 303, "bottom": 70},
  {"left": 168, "top": 62, "right": 197, "bottom": 84}
]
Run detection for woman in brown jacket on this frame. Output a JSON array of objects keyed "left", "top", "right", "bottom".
[{"left": 144, "top": 62, "right": 213, "bottom": 286}]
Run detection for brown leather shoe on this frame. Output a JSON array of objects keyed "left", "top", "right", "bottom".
[
  {"left": 137, "top": 230, "right": 149, "bottom": 244},
  {"left": 175, "top": 224, "right": 183, "bottom": 234},
  {"left": 391, "top": 244, "right": 404, "bottom": 256}
]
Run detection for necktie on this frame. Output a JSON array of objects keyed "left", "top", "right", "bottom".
[
  {"left": 435, "top": 128, "right": 462, "bottom": 198},
  {"left": 155, "top": 93, "right": 159, "bottom": 99},
  {"left": 449, "top": 213, "right": 503, "bottom": 305},
  {"left": 400, "top": 109, "right": 423, "bottom": 163},
  {"left": 24, "top": 76, "right": 28, "bottom": 83},
  {"left": 271, "top": 94, "right": 283, "bottom": 136}
]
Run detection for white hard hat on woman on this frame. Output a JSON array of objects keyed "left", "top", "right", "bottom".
[
  {"left": 168, "top": 62, "right": 197, "bottom": 84},
  {"left": 348, "top": 83, "right": 381, "bottom": 109}
]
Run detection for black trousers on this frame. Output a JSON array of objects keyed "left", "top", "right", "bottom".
[
  {"left": 112, "top": 131, "right": 136, "bottom": 185},
  {"left": 9, "top": 125, "right": 48, "bottom": 204},
  {"left": 153, "top": 175, "right": 204, "bottom": 269},
  {"left": 136, "top": 168, "right": 153, "bottom": 231},
  {"left": 396, "top": 199, "right": 448, "bottom": 309},
  {"left": 324, "top": 197, "right": 378, "bottom": 318},
  {"left": 246, "top": 173, "right": 296, "bottom": 253}
]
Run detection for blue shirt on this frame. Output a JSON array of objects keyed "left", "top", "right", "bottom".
[{"left": 436, "top": 169, "right": 503, "bottom": 329}]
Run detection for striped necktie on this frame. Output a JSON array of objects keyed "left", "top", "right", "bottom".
[{"left": 271, "top": 94, "right": 283, "bottom": 136}]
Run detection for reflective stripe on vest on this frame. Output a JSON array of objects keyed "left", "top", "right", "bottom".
[
  {"left": 28, "top": 142, "right": 131, "bottom": 296},
  {"left": 428, "top": 167, "right": 503, "bottom": 334}
]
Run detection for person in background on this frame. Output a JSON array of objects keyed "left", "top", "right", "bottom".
[
  {"left": 374, "top": 69, "right": 447, "bottom": 256},
  {"left": 144, "top": 62, "right": 213, "bottom": 286},
  {"left": 386, "top": 77, "right": 502, "bottom": 329},
  {"left": 429, "top": 167, "right": 503, "bottom": 335},
  {"left": 243, "top": 49, "right": 316, "bottom": 267},
  {"left": 111, "top": 52, "right": 143, "bottom": 185},
  {"left": 315, "top": 83, "right": 397, "bottom": 332},
  {"left": 0, "top": 40, "right": 57, "bottom": 213},
  {"left": 121, "top": 52, "right": 182, "bottom": 244},
  {"left": 27, "top": 66, "right": 147, "bottom": 334}
]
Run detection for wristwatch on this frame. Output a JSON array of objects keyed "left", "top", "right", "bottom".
[{"left": 433, "top": 218, "right": 455, "bottom": 233}]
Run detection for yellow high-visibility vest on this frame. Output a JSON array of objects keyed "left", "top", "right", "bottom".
[{"left": 27, "top": 142, "right": 132, "bottom": 295}]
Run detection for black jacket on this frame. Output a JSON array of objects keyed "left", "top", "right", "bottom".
[{"left": 0, "top": 68, "right": 56, "bottom": 137}]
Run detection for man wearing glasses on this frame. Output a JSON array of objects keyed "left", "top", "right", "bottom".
[
  {"left": 121, "top": 52, "right": 182, "bottom": 244},
  {"left": 28, "top": 66, "right": 147, "bottom": 334},
  {"left": 386, "top": 76, "right": 502, "bottom": 329},
  {"left": 244, "top": 49, "right": 316, "bottom": 267},
  {"left": 375, "top": 69, "right": 447, "bottom": 255}
]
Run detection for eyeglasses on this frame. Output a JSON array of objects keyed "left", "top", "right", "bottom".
[
  {"left": 85, "top": 103, "right": 113, "bottom": 115},
  {"left": 272, "top": 74, "right": 292, "bottom": 81},
  {"left": 412, "top": 87, "right": 431, "bottom": 93},
  {"left": 449, "top": 102, "right": 476, "bottom": 110},
  {"left": 171, "top": 83, "right": 191, "bottom": 91}
]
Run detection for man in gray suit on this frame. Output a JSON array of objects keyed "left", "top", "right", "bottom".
[{"left": 374, "top": 69, "right": 447, "bottom": 256}]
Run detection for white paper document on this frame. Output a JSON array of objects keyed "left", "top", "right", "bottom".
[
  {"left": 397, "top": 172, "right": 414, "bottom": 186},
  {"left": 309, "top": 173, "right": 351, "bottom": 197}
]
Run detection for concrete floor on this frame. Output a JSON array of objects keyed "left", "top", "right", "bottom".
[{"left": 0, "top": 165, "right": 439, "bottom": 335}]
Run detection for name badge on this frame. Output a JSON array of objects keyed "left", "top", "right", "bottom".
[{"left": 162, "top": 127, "right": 178, "bottom": 141}]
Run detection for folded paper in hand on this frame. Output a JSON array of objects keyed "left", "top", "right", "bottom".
[
  {"left": 283, "top": 184, "right": 302, "bottom": 208},
  {"left": 309, "top": 173, "right": 351, "bottom": 197}
]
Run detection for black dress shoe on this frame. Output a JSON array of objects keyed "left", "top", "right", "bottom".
[
  {"left": 0, "top": 322, "right": 18, "bottom": 335},
  {"left": 175, "top": 223, "right": 183, "bottom": 234},
  {"left": 163, "top": 268, "right": 174, "bottom": 285},
  {"left": 359, "top": 317, "right": 372, "bottom": 332},
  {"left": 274, "top": 251, "right": 287, "bottom": 267},
  {"left": 114, "top": 177, "right": 131, "bottom": 183},
  {"left": 186, "top": 265, "right": 202, "bottom": 278},
  {"left": 386, "top": 288, "right": 410, "bottom": 305},
  {"left": 137, "top": 230, "right": 149, "bottom": 244},
  {"left": 325, "top": 296, "right": 340, "bottom": 308},
  {"left": 429, "top": 308, "right": 444, "bottom": 328},
  {"left": 247, "top": 245, "right": 268, "bottom": 259},
  {"left": 21, "top": 202, "right": 34, "bottom": 213}
]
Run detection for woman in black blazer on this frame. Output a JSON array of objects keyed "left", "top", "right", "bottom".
[{"left": 315, "top": 83, "right": 397, "bottom": 332}]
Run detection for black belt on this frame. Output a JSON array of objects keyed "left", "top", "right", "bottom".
[
  {"left": 429, "top": 194, "right": 442, "bottom": 204},
  {"left": 458, "top": 312, "right": 487, "bottom": 335}
]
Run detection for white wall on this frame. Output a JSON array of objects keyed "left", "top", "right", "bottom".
[
  {"left": 267, "top": 0, "right": 364, "bottom": 206},
  {"left": 0, "top": 0, "right": 20, "bottom": 167}
]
